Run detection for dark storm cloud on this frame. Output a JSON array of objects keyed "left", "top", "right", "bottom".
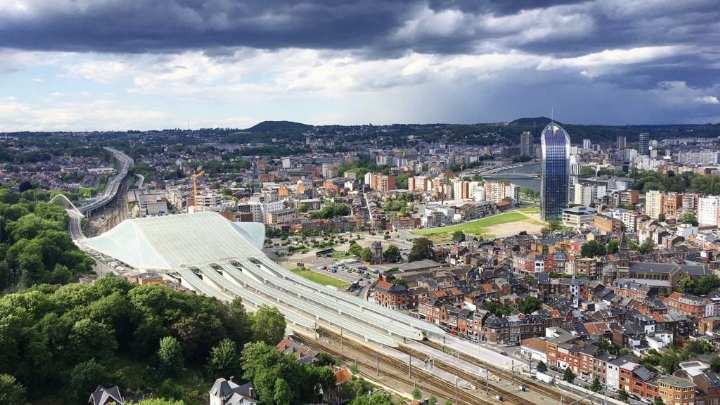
[
  {"left": 1, "top": 0, "right": 718, "bottom": 125},
  {"left": 0, "top": 0, "right": 415, "bottom": 53},
  {"left": 0, "top": 0, "right": 715, "bottom": 57}
]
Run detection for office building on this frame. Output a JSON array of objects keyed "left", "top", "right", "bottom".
[
  {"left": 520, "top": 131, "right": 533, "bottom": 157},
  {"left": 582, "top": 139, "right": 591, "bottom": 150},
  {"left": 540, "top": 122, "right": 571, "bottom": 220},
  {"left": 562, "top": 206, "right": 596, "bottom": 229}
]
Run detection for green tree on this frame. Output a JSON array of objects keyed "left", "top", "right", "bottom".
[
  {"left": 428, "top": 396, "right": 438, "bottom": 405},
  {"left": 408, "top": 238, "right": 433, "bottom": 262},
  {"left": 639, "top": 238, "right": 655, "bottom": 254},
  {"left": 348, "top": 242, "right": 363, "bottom": 257},
  {"left": 618, "top": 389, "right": 629, "bottom": 402},
  {"left": 273, "top": 378, "right": 293, "bottom": 405},
  {"left": 681, "top": 212, "right": 698, "bottom": 226},
  {"left": 711, "top": 356, "right": 720, "bottom": 372},
  {"left": 130, "top": 400, "right": 185, "bottom": 405},
  {"left": 208, "top": 338, "right": 241, "bottom": 377},
  {"left": 0, "top": 374, "right": 26, "bottom": 405},
  {"left": 68, "top": 359, "right": 110, "bottom": 402},
  {"left": 252, "top": 306, "right": 287, "bottom": 345},
  {"left": 536, "top": 361, "right": 547, "bottom": 372},
  {"left": 227, "top": 298, "right": 253, "bottom": 347},
  {"left": 350, "top": 392, "right": 393, "bottom": 405},
  {"left": 563, "top": 367, "right": 575, "bottom": 383},
  {"left": 452, "top": 231, "right": 465, "bottom": 243},
  {"left": 654, "top": 397, "right": 664, "bottom": 405},
  {"left": 518, "top": 296, "right": 542, "bottom": 314},
  {"left": 411, "top": 387, "right": 422, "bottom": 400},
  {"left": 607, "top": 240, "right": 619, "bottom": 254},
  {"left": 360, "top": 248, "right": 373, "bottom": 263},
  {"left": 581, "top": 240, "right": 606, "bottom": 258},
  {"left": 382, "top": 245, "right": 402, "bottom": 263},
  {"left": 546, "top": 219, "right": 563, "bottom": 232},
  {"left": 590, "top": 376, "right": 602, "bottom": 392},
  {"left": 68, "top": 318, "right": 118, "bottom": 363},
  {"left": 158, "top": 336, "right": 183, "bottom": 376}
]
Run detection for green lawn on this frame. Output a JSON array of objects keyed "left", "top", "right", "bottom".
[
  {"left": 413, "top": 208, "right": 541, "bottom": 238},
  {"left": 291, "top": 268, "right": 350, "bottom": 289},
  {"left": 331, "top": 250, "right": 353, "bottom": 259}
]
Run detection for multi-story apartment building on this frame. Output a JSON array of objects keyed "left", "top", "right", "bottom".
[
  {"left": 682, "top": 193, "right": 699, "bottom": 214},
  {"left": 520, "top": 131, "right": 533, "bottom": 157},
  {"left": 645, "top": 190, "right": 664, "bottom": 219},
  {"left": 663, "top": 192, "right": 683, "bottom": 219},
  {"left": 484, "top": 180, "right": 518, "bottom": 203},
  {"left": 699, "top": 196, "right": 720, "bottom": 227},
  {"left": 453, "top": 179, "right": 470, "bottom": 201}
]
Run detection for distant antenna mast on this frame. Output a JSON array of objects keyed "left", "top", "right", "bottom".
[{"left": 551, "top": 107, "right": 554, "bottom": 123}]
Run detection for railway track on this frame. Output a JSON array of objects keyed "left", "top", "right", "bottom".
[
  {"left": 399, "top": 344, "right": 537, "bottom": 405},
  {"left": 293, "top": 328, "right": 499, "bottom": 405},
  {"left": 422, "top": 339, "right": 586, "bottom": 404}
]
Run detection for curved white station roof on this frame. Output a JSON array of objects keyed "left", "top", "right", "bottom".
[
  {"left": 82, "top": 212, "right": 265, "bottom": 270},
  {"left": 81, "top": 211, "right": 444, "bottom": 347}
]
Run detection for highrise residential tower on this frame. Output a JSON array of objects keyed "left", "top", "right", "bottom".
[
  {"left": 639, "top": 132, "right": 650, "bottom": 156},
  {"left": 520, "top": 131, "right": 533, "bottom": 157},
  {"left": 617, "top": 135, "right": 626, "bottom": 150},
  {"left": 540, "top": 122, "right": 571, "bottom": 220}
]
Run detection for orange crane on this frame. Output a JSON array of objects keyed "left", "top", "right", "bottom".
[{"left": 190, "top": 168, "right": 204, "bottom": 209}]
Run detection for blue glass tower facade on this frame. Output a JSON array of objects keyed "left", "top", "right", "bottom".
[{"left": 540, "top": 123, "right": 571, "bottom": 220}]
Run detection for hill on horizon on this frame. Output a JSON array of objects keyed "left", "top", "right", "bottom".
[{"left": 245, "top": 120, "right": 313, "bottom": 134}]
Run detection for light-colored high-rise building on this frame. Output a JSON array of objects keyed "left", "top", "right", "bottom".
[
  {"left": 484, "top": 180, "right": 518, "bottom": 203},
  {"left": 698, "top": 196, "right": 720, "bottom": 227},
  {"left": 582, "top": 139, "right": 591, "bottom": 150},
  {"left": 540, "top": 123, "right": 571, "bottom": 220},
  {"left": 645, "top": 190, "right": 664, "bottom": 219},
  {"left": 408, "top": 175, "right": 429, "bottom": 192},
  {"left": 452, "top": 179, "right": 470, "bottom": 201},
  {"left": 574, "top": 183, "right": 593, "bottom": 207},
  {"left": 617, "top": 135, "right": 626, "bottom": 150},
  {"left": 321, "top": 163, "right": 338, "bottom": 179},
  {"left": 520, "top": 131, "right": 533, "bottom": 157},
  {"left": 677, "top": 151, "right": 720, "bottom": 165}
]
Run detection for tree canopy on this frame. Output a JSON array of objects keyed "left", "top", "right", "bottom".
[
  {"left": 581, "top": 240, "right": 606, "bottom": 258},
  {"left": 241, "top": 341, "right": 335, "bottom": 405},
  {"left": 382, "top": 245, "right": 402, "bottom": 263},
  {"left": 0, "top": 276, "right": 254, "bottom": 402},
  {"left": 408, "top": 238, "right": 434, "bottom": 262},
  {"left": 0, "top": 187, "right": 93, "bottom": 290}
]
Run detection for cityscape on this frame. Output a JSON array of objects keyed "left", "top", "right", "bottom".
[{"left": 0, "top": 1, "right": 719, "bottom": 405}]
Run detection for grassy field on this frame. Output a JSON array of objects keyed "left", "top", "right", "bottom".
[
  {"left": 413, "top": 208, "right": 542, "bottom": 239},
  {"left": 290, "top": 268, "right": 350, "bottom": 289}
]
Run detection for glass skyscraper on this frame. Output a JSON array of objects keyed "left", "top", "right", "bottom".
[{"left": 540, "top": 122, "right": 571, "bottom": 220}]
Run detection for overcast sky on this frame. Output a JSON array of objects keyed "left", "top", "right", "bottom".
[{"left": 0, "top": 0, "right": 718, "bottom": 131}]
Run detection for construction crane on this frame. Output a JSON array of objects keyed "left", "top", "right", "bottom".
[{"left": 189, "top": 167, "right": 204, "bottom": 209}]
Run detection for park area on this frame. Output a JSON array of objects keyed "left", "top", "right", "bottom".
[
  {"left": 413, "top": 207, "right": 545, "bottom": 241},
  {"left": 290, "top": 267, "right": 350, "bottom": 289}
]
